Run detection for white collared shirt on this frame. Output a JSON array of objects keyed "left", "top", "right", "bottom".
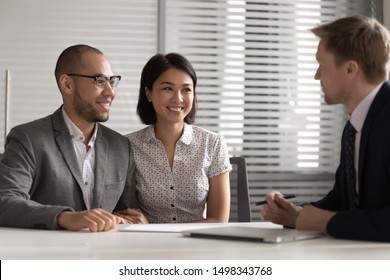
[
  {"left": 349, "top": 82, "right": 383, "bottom": 194},
  {"left": 62, "top": 108, "right": 98, "bottom": 209},
  {"left": 127, "top": 123, "right": 232, "bottom": 223}
]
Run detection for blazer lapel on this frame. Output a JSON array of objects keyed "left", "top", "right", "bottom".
[
  {"left": 91, "top": 125, "right": 107, "bottom": 209},
  {"left": 52, "top": 108, "right": 89, "bottom": 208},
  {"left": 359, "top": 81, "right": 390, "bottom": 200}
]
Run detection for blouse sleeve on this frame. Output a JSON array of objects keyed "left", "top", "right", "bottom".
[{"left": 208, "top": 134, "right": 232, "bottom": 178}]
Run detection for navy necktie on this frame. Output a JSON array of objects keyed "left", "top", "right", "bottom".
[{"left": 344, "top": 120, "right": 358, "bottom": 209}]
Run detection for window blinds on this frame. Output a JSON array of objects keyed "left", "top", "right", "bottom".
[
  {"left": 0, "top": 0, "right": 157, "bottom": 146},
  {"left": 0, "top": 0, "right": 381, "bottom": 221},
  {"left": 164, "top": 0, "right": 380, "bottom": 219}
]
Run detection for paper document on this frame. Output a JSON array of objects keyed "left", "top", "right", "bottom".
[{"left": 120, "top": 223, "right": 224, "bottom": 233}]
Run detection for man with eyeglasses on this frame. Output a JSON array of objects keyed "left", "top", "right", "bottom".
[{"left": 0, "top": 44, "right": 147, "bottom": 231}]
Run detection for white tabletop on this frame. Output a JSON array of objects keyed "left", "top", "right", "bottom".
[{"left": 1, "top": 222, "right": 389, "bottom": 260}]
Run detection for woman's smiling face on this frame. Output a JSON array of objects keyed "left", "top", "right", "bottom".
[{"left": 146, "top": 67, "right": 194, "bottom": 125}]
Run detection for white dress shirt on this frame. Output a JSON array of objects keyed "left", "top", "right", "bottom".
[{"left": 62, "top": 108, "right": 97, "bottom": 209}]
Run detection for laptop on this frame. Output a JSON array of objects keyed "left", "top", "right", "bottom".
[{"left": 181, "top": 226, "right": 322, "bottom": 243}]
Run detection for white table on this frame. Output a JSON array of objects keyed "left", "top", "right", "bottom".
[{"left": 1, "top": 222, "right": 389, "bottom": 260}]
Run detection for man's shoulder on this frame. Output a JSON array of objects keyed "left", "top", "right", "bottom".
[
  {"left": 97, "top": 124, "right": 128, "bottom": 143},
  {"left": 11, "top": 114, "right": 53, "bottom": 134}
]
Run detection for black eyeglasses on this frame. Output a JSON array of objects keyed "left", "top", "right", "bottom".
[{"left": 67, "top": 74, "right": 122, "bottom": 89}]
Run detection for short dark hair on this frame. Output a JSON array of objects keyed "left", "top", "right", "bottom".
[
  {"left": 54, "top": 44, "right": 104, "bottom": 88},
  {"left": 137, "top": 53, "right": 198, "bottom": 125}
]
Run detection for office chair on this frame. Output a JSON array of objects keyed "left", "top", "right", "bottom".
[{"left": 229, "top": 156, "right": 252, "bottom": 222}]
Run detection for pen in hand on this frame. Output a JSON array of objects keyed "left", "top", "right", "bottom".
[{"left": 251, "top": 194, "right": 297, "bottom": 206}]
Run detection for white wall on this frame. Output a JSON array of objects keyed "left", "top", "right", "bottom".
[{"left": 384, "top": 1, "right": 390, "bottom": 30}]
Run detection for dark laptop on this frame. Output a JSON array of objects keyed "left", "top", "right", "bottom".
[{"left": 181, "top": 226, "right": 322, "bottom": 243}]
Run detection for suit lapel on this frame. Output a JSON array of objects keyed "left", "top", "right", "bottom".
[
  {"left": 92, "top": 125, "right": 107, "bottom": 209},
  {"left": 359, "top": 81, "right": 390, "bottom": 199},
  {"left": 52, "top": 108, "right": 88, "bottom": 208}
]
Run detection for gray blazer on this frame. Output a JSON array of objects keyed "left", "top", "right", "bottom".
[{"left": 0, "top": 107, "right": 138, "bottom": 229}]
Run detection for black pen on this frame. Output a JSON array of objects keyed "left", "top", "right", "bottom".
[{"left": 251, "top": 194, "right": 297, "bottom": 206}]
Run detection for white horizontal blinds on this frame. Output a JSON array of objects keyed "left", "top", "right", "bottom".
[
  {"left": 164, "top": 0, "right": 379, "bottom": 220},
  {"left": 0, "top": 0, "right": 156, "bottom": 152},
  {"left": 0, "top": 0, "right": 381, "bottom": 219},
  {"left": 242, "top": 1, "right": 345, "bottom": 174}
]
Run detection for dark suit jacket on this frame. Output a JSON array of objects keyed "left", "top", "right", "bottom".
[
  {"left": 0, "top": 107, "right": 138, "bottom": 229},
  {"left": 313, "top": 81, "right": 390, "bottom": 241}
]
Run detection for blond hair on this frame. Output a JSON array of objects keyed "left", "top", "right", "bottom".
[{"left": 311, "top": 15, "right": 390, "bottom": 83}]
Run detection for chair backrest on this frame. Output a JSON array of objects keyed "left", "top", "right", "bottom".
[{"left": 229, "top": 156, "right": 252, "bottom": 222}]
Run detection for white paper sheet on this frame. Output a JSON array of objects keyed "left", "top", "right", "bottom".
[{"left": 119, "top": 223, "right": 224, "bottom": 233}]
